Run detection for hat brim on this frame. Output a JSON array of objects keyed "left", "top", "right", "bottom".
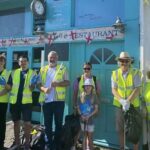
[
  {"left": 82, "top": 85, "right": 94, "bottom": 88},
  {"left": 116, "top": 57, "right": 132, "bottom": 61}
]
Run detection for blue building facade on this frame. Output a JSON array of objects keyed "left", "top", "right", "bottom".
[{"left": 0, "top": 0, "right": 140, "bottom": 148}]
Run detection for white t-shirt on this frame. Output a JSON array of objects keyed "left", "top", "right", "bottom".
[
  {"left": 40, "top": 66, "right": 68, "bottom": 103},
  {"left": 45, "top": 67, "right": 56, "bottom": 103}
]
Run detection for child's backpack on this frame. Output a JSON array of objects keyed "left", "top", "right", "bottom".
[{"left": 30, "top": 126, "right": 46, "bottom": 150}]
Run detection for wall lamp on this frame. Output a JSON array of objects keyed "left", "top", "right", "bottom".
[
  {"left": 34, "top": 26, "right": 45, "bottom": 35},
  {"left": 112, "top": 17, "right": 126, "bottom": 33}
]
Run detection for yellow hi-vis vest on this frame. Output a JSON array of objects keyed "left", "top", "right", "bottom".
[
  {"left": 39, "top": 64, "right": 67, "bottom": 103},
  {"left": 9, "top": 68, "right": 35, "bottom": 104},
  {"left": 79, "top": 75, "right": 96, "bottom": 94},
  {"left": 112, "top": 68, "right": 140, "bottom": 108},
  {"left": 143, "top": 82, "right": 150, "bottom": 120},
  {"left": 0, "top": 69, "right": 11, "bottom": 103}
]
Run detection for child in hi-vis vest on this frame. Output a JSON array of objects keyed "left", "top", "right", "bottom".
[{"left": 77, "top": 78, "right": 98, "bottom": 150}]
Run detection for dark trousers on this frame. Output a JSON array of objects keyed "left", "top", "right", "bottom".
[
  {"left": 0, "top": 103, "right": 8, "bottom": 148},
  {"left": 43, "top": 101, "right": 64, "bottom": 150}
]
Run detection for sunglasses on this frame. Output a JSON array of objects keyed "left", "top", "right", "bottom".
[
  {"left": 83, "top": 68, "right": 91, "bottom": 70},
  {"left": 119, "top": 60, "right": 130, "bottom": 63}
]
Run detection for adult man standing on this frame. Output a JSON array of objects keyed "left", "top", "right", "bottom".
[
  {"left": 111, "top": 52, "right": 141, "bottom": 150},
  {"left": 38, "top": 51, "right": 70, "bottom": 150},
  {"left": 0, "top": 54, "right": 11, "bottom": 150},
  {"left": 9, "top": 55, "right": 37, "bottom": 150}
]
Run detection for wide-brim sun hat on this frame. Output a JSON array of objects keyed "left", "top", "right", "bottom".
[
  {"left": 116, "top": 51, "right": 132, "bottom": 61},
  {"left": 82, "top": 78, "right": 94, "bottom": 87}
]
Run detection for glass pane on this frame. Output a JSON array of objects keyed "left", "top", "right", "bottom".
[
  {"left": 0, "top": 8, "right": 25, "bottom": 37},
  {"left": 13, "top": 51, "right": 28, "bottom": 69},
  {"left": 45, "top": 43, "right": 69, "bottom": 61}
]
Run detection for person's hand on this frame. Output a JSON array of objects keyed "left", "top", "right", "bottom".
[
  {"left": 43, "top": 87, "right": 51, "bottom": 94},
  {"left": 122, "top": 100, "right": 130, "bottom": 112},
  {"left": 0, "top": 77, "right": 6, "bottom": 86},
  {"left": 119, "top": 99, "right": 126, "bottom": 106},
  {"left": 30, "top": 75, "right": 38, "bottom": 85}
]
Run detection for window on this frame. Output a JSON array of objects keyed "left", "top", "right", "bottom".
[
  {"left": 45, "top": 43, "right": 69, "bottom": 61},
  {"left": 12, "top": 51, "right": 28, "bottom": 69},
  {"left": 0, "top": 8, "right": 25, "bottom": 37},
  {"left": 90, "top": 48, "right": 117, "bottom": 65},
  {"left": 33, "top": 47, "right": 44, "bottom": 63}
]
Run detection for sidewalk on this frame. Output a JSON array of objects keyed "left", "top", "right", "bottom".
[{"left": 5, "top": 121, "right": 112, "bottom": 150}]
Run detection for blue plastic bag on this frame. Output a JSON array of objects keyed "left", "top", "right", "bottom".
[{"left": 0, "top": 76, "right": 6, "bottom": 85}]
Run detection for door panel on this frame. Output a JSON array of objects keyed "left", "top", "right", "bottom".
[{"left": 85, "top": 41, "right": 123, "bottom": 147}]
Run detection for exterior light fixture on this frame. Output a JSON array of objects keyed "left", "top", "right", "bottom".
[
  {"left": 34, "top": 26, "right": 45, "bottom": 35},
  {"left": 112, "top": 17, "right": 126, "bottom": 33}
]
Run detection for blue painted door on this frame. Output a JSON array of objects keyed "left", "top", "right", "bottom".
[{"left": 85, "top": 41, "right": 123, "bottom": 147}]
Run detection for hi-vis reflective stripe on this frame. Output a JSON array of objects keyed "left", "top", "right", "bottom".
[
  {"left": 10, "top": 93, "right": 17, "bottom": 97},
  {"left": 115, "top": 70, "right": 118, "bottom": 81},
  {"left": 10, "top": 93, "right": 31, "bottom": 98},
  {"left": 57, "top": 91, "right": 65, "bottom": 94},
  {"left": 118, "top": 85, "right": 134, "bottom": 90},
  {"left": 146, "top": 102, "right": 150, "bottom": 106},
  {"left": 12, "top": 84, "right": 19, "bottom": 88},
  {"left": 23, "top": 93, "right": 32, "bottom": 98}
]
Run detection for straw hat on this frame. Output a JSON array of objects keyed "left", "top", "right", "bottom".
[
  {"left": 82, "top": 79, "right": 94, "bottom": 87},
  {"left": 117, "top": 52, "right": 132, "bottom": 61}
]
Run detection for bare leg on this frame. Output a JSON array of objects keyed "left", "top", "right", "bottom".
[
  {"left": 87, "top": 132, "right": 93, "bottom": 150},
  {"left": 14, "top": 121, "right": 21, "bottom": 145},
  {"left": 118, "top": 131, "right": 124, "bottom": 150},
  {"left": 82, "top": 131, "right": 87, "bottom": 150},
  {"left": 24, "top": 121, "right": 32, "bottom": 147},
  {"left": 133, "top": 143, "right": 139, "bottom": 150}
]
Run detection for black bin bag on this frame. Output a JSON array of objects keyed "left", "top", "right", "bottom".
[{"left": 124, "top": 104, "right": 143, "bottom": 144}]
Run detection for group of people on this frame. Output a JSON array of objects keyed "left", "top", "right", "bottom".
[{"left": 0, "top": 50, "right": 150, "bottom": 150}]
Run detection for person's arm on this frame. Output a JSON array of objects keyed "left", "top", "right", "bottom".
[
  {"left": 51, "top": 70, "right": 70, "bottom": 87},
  {"left": 95, "top": 80, "right": 101, "bottom": 104},
  {"left": 51, "top": 80, "right": 70, "bottom": 87},
  {"left": 72, "top": 79, "right": 79, "bottom": 108},
  {"left": 112, "top": 87, "right": 122, "bottom": 102},
  {"left": 36, "top": 73, "right": 51, "bottom": 94},
  {"left": 88, "top": 104, "right": 98, "bottom": 118},
  {"left": 127, "top": 87, "right": 140, "bottom": 102},
  {"left": 127, "top": 71, "right": 141, "bottom": 102}
]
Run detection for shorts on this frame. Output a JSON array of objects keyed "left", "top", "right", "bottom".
[
  {"left": 80, "top": 122, "right": 94, "bottom": 132},
  {"left": 10, "top": 104, "right": 32, "bottom": 122}
]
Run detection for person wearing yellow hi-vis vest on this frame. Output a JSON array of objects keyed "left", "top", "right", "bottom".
[
  {"left": 38, "top": 51, "right": 70, "bottom": 150},
  {"left": 142, "top": 71, "right": 150, "bottom": 150},
  {"left": 9, "top": 55, "right": 37, "bottom": 150},
  {"left": 111, "top": 52, "right": 141, "bottom": 150},
  {"left": 0, "top": 54, "right": 11, "bottom": 150}
]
